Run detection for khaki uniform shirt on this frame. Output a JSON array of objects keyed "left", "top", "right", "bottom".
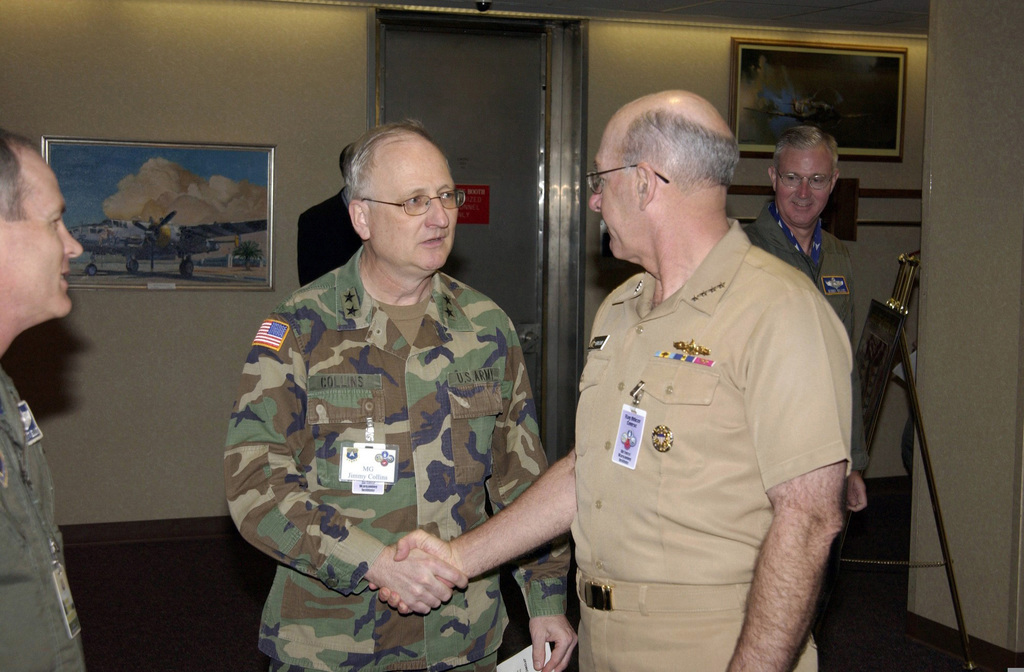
[
  {"left": 572, "top": 222, "right": 851, "bottom": 587},
  {"left": 225, "top": 251, "right": 568, "bottom": 671},
  {"left": 744, "top": 204, "right": 867, "bottom": 471}
]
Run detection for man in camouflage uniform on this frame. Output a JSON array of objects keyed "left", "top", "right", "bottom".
[{"left": 224, "top": 121, "right": 574, "bottom": 672}]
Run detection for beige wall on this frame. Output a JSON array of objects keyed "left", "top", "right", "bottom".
[
  {"left": 0, "top": 0, "right": 370, "bottom": 523},
  {"left": 1, "top": 0, "right": 926, "bottom": 525},
  {"left": 910, "top": 0, "right": 1024, "bottom": 651}
]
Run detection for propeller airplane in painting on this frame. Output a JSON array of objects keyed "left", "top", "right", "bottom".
[
  {"left": 745, "top": 90, "right": 869, "bottom": 128},
  {"left": 70, "top": 211, "right": 267, "bottom": 278}
]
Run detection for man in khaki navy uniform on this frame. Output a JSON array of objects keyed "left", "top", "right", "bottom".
[
  {"left": 0, "top": 129, "right": 87, "bottom": 671},
  {"left": 382, "top": 91, "right": 852, "bottom": 672},
  {"left": 743, "top": 125, "right": 868, "bottom": 512}
]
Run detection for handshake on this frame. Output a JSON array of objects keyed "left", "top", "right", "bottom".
[
  {"left": 365, "top": 530, "right": 466, "bottom": 615},
  {"left": 364, "top": 530, "right": 577, "bottom": 672}
]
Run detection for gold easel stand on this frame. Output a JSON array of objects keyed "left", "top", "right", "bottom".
[{"left": 848, "top": 253, "right": 976, "bottom": 670}]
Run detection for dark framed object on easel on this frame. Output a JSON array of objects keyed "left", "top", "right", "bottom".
[{"left": 856, "top": 300, "right": 906, "bottom": 444}]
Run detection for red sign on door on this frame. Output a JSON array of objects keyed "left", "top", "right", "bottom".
[{"left": 456, "top": 184, "right": 489, "bottom": 225}]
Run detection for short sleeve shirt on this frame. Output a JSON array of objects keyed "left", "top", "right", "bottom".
[{"left": 572, "top": 222, "right": 851, "bottom": 586}]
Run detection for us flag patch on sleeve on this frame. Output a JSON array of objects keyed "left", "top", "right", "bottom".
[{"left": 252, "top": 319, "right": 290, "bottom": 351}]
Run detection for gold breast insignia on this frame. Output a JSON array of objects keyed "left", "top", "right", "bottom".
[
  {"left": 673, "top": 339, "right": 710, "bottom": 357},
  {"left": 651, "top": 425, "right": 673, "bottom": 453}
]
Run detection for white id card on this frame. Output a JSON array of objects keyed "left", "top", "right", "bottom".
[
  {"left": 340, "top": 443, "right": 397, "bottom": 484},
  {"left": 612, "top": 405, "right": 646, "bottom": 469},
  {"left": 52, "top": 562, "right": 81, "bottom": 639}
]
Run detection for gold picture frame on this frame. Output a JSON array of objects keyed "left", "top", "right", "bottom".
[{"left": 730, "top": 39, "right": 907, "bottom": 161}]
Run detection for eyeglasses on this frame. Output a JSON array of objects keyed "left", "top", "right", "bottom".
[
  {"left": 586, "top": 165, "right": 670, "bottom": 194},
  {"left": 361, "top": 189, "right": 466, "bottom": 216},
  {"left": 777, "top": 173, "right": 833, "bottom": 191}
]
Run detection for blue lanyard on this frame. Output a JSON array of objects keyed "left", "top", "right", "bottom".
[{"left": 768, "top": 202, "right": 821, "bottom": 266}]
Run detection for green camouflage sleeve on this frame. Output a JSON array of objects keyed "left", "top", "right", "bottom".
[
  {"left": 486, "top": 322, "right": 570, "bottom": 618},
  {"left": 224, "top": 315, "right": 385, "bottom": 594}
]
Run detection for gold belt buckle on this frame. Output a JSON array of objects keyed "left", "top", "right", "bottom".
[{"left": 585, "top": 581, "right": 612, "bottom": 611}]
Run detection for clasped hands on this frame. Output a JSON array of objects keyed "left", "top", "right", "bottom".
[
  {"left": 364, "top": 531, "right": 466, "bottom": 615},
  {"left": 367, "top": 531, "right": 577, "bottom": 672}
]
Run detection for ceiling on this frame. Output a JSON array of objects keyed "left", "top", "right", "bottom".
[{"left": 361, "top": 0, "right": 929, "bottom": 35}]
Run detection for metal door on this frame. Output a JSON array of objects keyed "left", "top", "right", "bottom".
[{"left": 374, "top": 13, "right": 584, "bottom": 461}]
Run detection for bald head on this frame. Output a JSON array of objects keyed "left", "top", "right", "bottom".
[
  {"left": 609, "top": 90, "right": 738, "bottom": 194},
  {"left": 619, "top": 91, "right": 732, "bottom": 135}
]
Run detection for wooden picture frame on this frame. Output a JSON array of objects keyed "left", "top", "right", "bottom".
[{"left": 729, "top": 39, "right": 907, "bottom": 161}]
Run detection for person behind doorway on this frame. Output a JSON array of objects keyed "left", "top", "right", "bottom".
[
  {"left": 743, "top": 125, "right": 869, "bottom": 512},
  {"left": 225, "top": 120, "right": 575, "bottom": 672},
  {"left": 296, "top": 142, "right": 363, "bottom": 285},
  {"left": 382, "top": 91, "right": 852, "bottom": 672},
  {"left": 0, "top": 128, "right": 87, "bottom": 671}
]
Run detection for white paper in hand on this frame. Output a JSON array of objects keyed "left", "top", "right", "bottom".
[{"left": 496, "top": 643, "right": 552, "bottom": 672}]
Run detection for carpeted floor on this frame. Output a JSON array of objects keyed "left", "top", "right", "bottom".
[{"left": 63, "top": 476, "right": 972, "bottom": 671}]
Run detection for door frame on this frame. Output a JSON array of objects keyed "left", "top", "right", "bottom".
[{"left": 368, "top": 11, "right": 586, "bottom": 463}]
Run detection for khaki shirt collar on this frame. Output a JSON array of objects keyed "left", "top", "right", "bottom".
[{"left": 617, "top": 219, "right": 750, "bottom": 320}]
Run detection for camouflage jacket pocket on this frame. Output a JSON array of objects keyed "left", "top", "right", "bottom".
[
  {"left": 447, "top": 380, "right": 502, "bottom": 420},
  {"left": 306, "top": 374, "right": 385, "bottom": 426},
  {"left": 446, "top": 381, "right": 501, "bottom": 485},
  {"left": 308, "top": 376, "right": 386, "bottom": 489}
]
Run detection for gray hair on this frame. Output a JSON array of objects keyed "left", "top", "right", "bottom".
[
  {"left": 0, "top": 128, "right": 36, "bottom": 221},
  {"left": 347, "top": 120, "right": 446, "bottom": 199},
  {"left": 773, "top": 125, "right": 838, "bottom": 173},
  {"left": 620, "top": 109, "right": 739, "bottom": 191},
  {"left": 339, "top": 142, "right": 356, "bottom": 184}
]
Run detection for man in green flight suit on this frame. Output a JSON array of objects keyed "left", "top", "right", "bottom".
[
  {"left": 224, "top": 121, "right": 575, "bottom": 672},
  {"left": 743, "top": 125, "right": 869, "bottom": 512},
  {"left": 0, "top": 128, "right": 87, "bottom": 671}
]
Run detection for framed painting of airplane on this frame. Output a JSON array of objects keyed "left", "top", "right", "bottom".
[
  {"left": 729, "top": 39, "right": 907, "bottom": 161},
  {"left": 42, "top": 137, "right": 274, "bottom": 290}
]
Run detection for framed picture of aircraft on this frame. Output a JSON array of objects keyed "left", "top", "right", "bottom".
[
  {"left": 43, "top": 137, "right": 274, "bottom": 289},
  {"left": 729, "top": 39, "right": 907, "bottom": 161}
]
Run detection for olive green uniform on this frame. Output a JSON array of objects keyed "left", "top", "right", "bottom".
[{"left": 0, "top": 366, "right": 86, "bottom": 671}]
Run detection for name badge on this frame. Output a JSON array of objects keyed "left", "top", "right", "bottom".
[
  {"left": 448, "top": 367, "right": 500, "bottom": 386},
  {"left": 340, "top": 443, "right": 397, "bottom": 485},
  {"left": 309, "top": 373, "right": 383, "bottom": 390},
  {"left": 18, "top": 401, "right": 42, "bottom": 445},
  {"left": 612, "top": 405, "right": 646, "bottom": 470},
  {"left": 52, "top": 562, "right": 81, "bottom": 639},
  {"left": 821, "top": 275, "right": 850, "bottom": 295}
]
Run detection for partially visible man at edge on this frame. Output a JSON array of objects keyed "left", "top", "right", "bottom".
[
  {"left": 225, "top": 121, "right": 575, "bottom": 672},
  {"left": 743, "top": 125, "right": 868, "bottom": 512},
  {"left": 383, "top": 91, "right": 851, "bottom": 672},
  {"left": 0, "top": 128, "right": 87, "bottom": 671},
  {"left": 296, "top": 142, "right": 363, "bottom": 286}
]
